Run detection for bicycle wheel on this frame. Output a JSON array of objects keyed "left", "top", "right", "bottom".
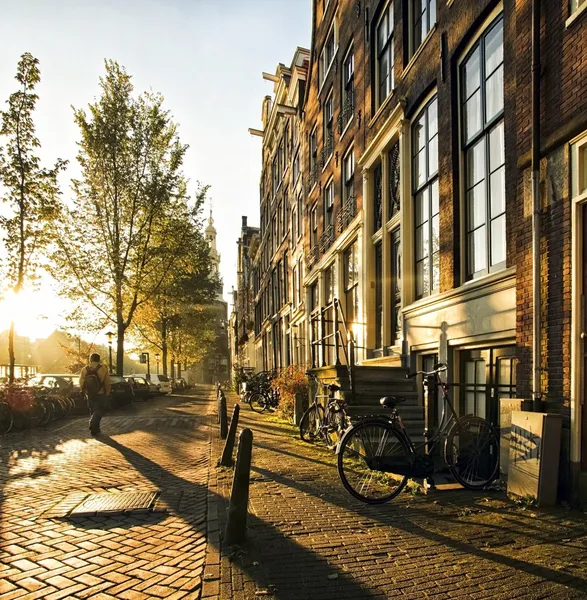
[
  {"left": 0, "top": 402, "right": 13, "bottom": 435},
  {"left": 337, "top": 419, "right": 413, "bottom": 504},
  {"left": 445, "top": 415, "right": 499, "bottom": 489},
  {"left": 26, "top": 401, "right": 49, "bottom": 428},
  {"left": 249, "top": 392, "right": 267, "bottom": 413},
  {"left": 300, "top": 405, "right": 324, "bottom": 443}
]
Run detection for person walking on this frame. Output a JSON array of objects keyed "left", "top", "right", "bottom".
[{"left": 80, "top": 353, "right": 111, "bottom": 436}]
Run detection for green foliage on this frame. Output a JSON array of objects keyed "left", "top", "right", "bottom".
[
  {"left": 271, "top": 365, "right": 309, "bottom": 421},
  {"left": 51, "top": 60, "right": 205, "bottom": 375},
  {"left": 0, "top": 53, "right": 67, "bottom": 382}
]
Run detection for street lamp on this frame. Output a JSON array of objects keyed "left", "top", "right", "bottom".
[
  {"left": 106, "top": 331, "right": 114, "bottom": 374},
  {"left": 155, "top": 353, "right": 160, "bottom": 374}
]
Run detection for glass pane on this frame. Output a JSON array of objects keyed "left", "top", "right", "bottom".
[
  {"left": 466, "top": 391, "right": 475, "bottom": 416},
  {"left": 490, "top": 214, "right": 506, "bottom": 266},
  {"left": 465, "top": 91, "right": 482, "bottom": 141},
  {"left": 485, "top": 66, "right": 504, "bottom": 122},
  {"left": 498, "top": 359, "right": 511, "bottom": 386},
  {"left": 377, "top": 12, "right": 388, "bottom": 51},
  {"left": 416, "top": 189, "right": 429, "bottom": 225},
  {"left": 414, "top": 150, "right": 427, "bottom": 190},
  {"left": 477, "top": 393, "right": 486, "bottom": 419},
  {"left": 476, "top": 359, "right": 486, "bottom": 383},
  {"left": 429, "top": 134, "right": 438, "bottom": 176},
  {"left": 465, "top": 361, "right": 475, "bottom": 384},
  {"left": 416, "top": 261, "right": 425, "bottom": 297},
  {"left": 431, "top": 180, "right": 439, "bottom": 215},
  {"left": 467, "top": 140, "right": 485, "bottom": 188},
  {"left": 429, "top": 0, "right": 436, "bottom": 28},
  {"left": 429, "top": 99, "right": 438, "bottom": 137},
  {"left": 485, "top": 20, "right": 503, "bottom": 75},
  {"left": 490, "top": 166, "right": 505, "bottom": 217},
  {"left": 379, "top": 56, "right": 389, "bottom": 102},
  {"left": 421, "top": 259, "right": 430, "bottom": 296},
  {"left": 467, "top": 182, "right": 486, "bottom": 230},
  {"left": 413, "top": 115, "right": 426, "bottom": 152},
  {"left": 432, "top": 214, "right": 440, "bottom": 253},
  {"left": 489, "top": 121, "right": 505, "bottom": 171},
  {"left": 468, "top": 226, "right": 487, "bottom": 275},
  {"left": 432, "top": 250, "right": 440, "bottom": 291},
  {"left": 464, "top": 47, "right": 481, "bottom": 100},
  {"left": 416, "top": 225, "right": 428, "bottom": 261}
]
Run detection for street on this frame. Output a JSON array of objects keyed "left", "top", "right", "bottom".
[{"left": 1, "top": 386, "right": 587, "bottom": 599}]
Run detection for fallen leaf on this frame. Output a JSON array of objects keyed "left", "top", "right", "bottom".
[{"left": 327, "top": 573, "right": 339, "bottom": 580}]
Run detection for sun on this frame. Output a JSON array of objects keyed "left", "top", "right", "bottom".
[{"left": 0, "top": 287, "right": 62, "bottom": 341}]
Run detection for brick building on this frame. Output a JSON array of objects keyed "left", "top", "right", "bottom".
[{"left": 245, "top": 0, "right": 587, "bottom": 501}]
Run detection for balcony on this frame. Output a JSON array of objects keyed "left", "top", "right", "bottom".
[
  {"left": 309, "top": 161, "right": 319, "bottom": 189},
  {"left": 320, "top": 133, "right": 334, "bottom": 168},
  {"left": 306, "top": 244, "right": 319, "bottom": 269},
  {"left": 319, "top": 224, "right": 334, "bottom": 254},
  {"left": 337, "top": 90, "right": 354, "bottom": 134},
  {"left": 336, "top": 195, "right": 356, "bottom": 233}
]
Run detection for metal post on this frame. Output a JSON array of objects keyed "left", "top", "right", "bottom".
[
  {"left": 146, "top": 353, "right": 150, "bottom": 377},
  {"left": 219, "top": 393, "right": 228, "bottom": 439},
  {"left": 219, "top": 404, "right": 240, "bottom": 466},
  {"left": 224, "top": 428, "right": 253, "bottom": 546},
  {"left": 334, "top": 302, "right": 340, "bottom": 366}
]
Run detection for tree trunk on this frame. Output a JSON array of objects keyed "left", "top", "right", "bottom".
[
  {"left": 116, "top": 319, "right": 125, "bottom": 376},
  {"left": 161, "top": 319, "right": 168, "bottom": 377},
  {"left": 8, "top": 321, "right": 15, "bottom": 385},
  {"left": 177, "top": 361, "right": 182, "bottom": 379},
  {"left": 171, "top": 359, "right": 175, "bottom": 379}
]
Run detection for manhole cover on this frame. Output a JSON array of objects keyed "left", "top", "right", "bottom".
[{"left": 70, "top": 491, "right": 158, "bottom": 516}]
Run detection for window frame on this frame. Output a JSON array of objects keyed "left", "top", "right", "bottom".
[
  {"left": 410, "top": 0, "right": 437, "bottom": 59},
  {"left": 324, "top": 178, "right": 335, "bottom": 230},
  {"left": 341, "top": 44, "right": 355, "bottom": 132},
  {"left": 320, "top": 19, "right": 338, "bottom": 88},
  {"left": 323, "top": 89, "right": 334, "bottom": 164},
  {"left": 375, "top": 1, "right": 394, "bottom": 108},
  {"left": 342, "top": 148, "right": 355, "bottom": 204},
  {"left": 460, "top": 15, "right": 505, "bottom": 281}
]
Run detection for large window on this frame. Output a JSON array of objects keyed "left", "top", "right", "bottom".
[
  {"left": 320, "top": 21, "right": 337, "bottom": 86},
  {"left": 344, "top": 242, "right": 359, "bottom": 327},
  {"left": 323, "top": 91, "right": 334, "bottom": 163},
  {"left": 341, "top": 46, "right": 354, "bottom": 131},
  {"left": 324, "top": 179, "right": 334, "bottom": 230},
  {"left": 343, "top": 150, "right": 355, "bottom": 203},
  {"left": 413, "top": 96, "right": 439, "bottom": 298},
  {"left": 310, "top": 203, "right": 318, "bottom": 247},
  {"left": 411, "top": 0, "right": 436, "bottom": 57},
  {"left": 297, "top": 193, "right": 303, "bottom": 240},
  {"left": 462, "top": 17, "right": 505, "bottom": 279},
  {"left": 376, "top": 3, "right": 394, "bottom": 107}
]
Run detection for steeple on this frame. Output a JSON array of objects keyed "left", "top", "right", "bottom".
[{"left": 205, "top": 200, "right": 223, "bottom": 300}]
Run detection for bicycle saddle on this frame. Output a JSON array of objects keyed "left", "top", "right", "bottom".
[
  {"left": 380, "top": 396, "right": 406, "bottom": 408},
  {"left": 328, "top": 383, "right": 341, "bottom": 392}
]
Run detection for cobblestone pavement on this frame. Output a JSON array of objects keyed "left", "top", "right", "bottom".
[
  {"left": 209, "top": 392, "right": 587, "bottom": 600},
  {"left": 0, "top": 386, "right": 215, "bottom": 600}
]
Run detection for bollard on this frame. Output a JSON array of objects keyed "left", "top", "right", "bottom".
[
  {"left": 219, "top": 394, "right": 228, "bottom": 439},
  {"left": 219, "top": 404, "right": 240, "bottom": 466},
  {"left": 224, "top": 428, "right": 253, "bottom": 546},
  {"left": 216, "top": 386, "right": 221, "bottom": 424}
]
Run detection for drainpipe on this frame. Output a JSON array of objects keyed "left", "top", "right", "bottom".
[{"left": 531, "top": 0, "right": 542, "bottom": 411}]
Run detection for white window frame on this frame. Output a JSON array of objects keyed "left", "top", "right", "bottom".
[
  {"left": 375, "top": 2, "right": 394, "bottom": 108},
  {"left": 410, "top": 0, "right": 437, "bottom": 58},
  {"left": 571, "top": 0, "right": 587, "bottom": 14},
  {"left": 341, "top": 44, "right": 355, "bottom": 133},
  {"left": 324, "top": 179, "right": 334, "bottom": 230},
  {"left": 310, "top": 203, "right": 318, "bottom": 247},
  {"left": 342, "top": 147, "right": 355, "bottom": 203},
  {"left": 320, "top": 20, "right": 338, "bottom": 88}
]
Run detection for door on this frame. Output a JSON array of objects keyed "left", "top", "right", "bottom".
[{"left": 581, "top": 208, "right": 587, "bottom": 470}]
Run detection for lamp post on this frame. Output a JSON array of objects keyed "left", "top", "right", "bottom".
[
  {"left": 106, "top": 331, "right": 114, "bottom": 374},
  {"left": 155, "top": 353, "right": 160, "bottom": 375}
]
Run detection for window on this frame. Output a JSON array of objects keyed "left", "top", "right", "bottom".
[
  {"left": 376, "top": 3, "right": 394, "bottom": 107},
  {"left": 297, "top": 258, "right": 303, "bottom": 305},
  {"left": 292, "top": 264, "right": 298, "bottom": 308},
  {"left": 344, "top": 242, "right": 359, "bottom": 327},
  {"left": 341, "top": 47, "right": 354, "bottom": 131},
  {"left": 324, "top": 179, "right": 334, "bottom": 229},
  {"left": 411, "top": 0, "right": 436, "bottom": 57},
  {"left": 413, "top": 96, "right": 439, "bottom": 298},
  {"left": 310, "top": 203, "right": 318, "bottom": 247},
  {"left": 323, "top": 91, "right": 334, "bottom": 163},
  {"left": 277, "top": 201, "right": 282, "bottom": 241},
  {"left": 291, "top": 206, "right": 297, "bottom": 243},
  {"left": 320, "top": 22, "right": 337, "bottom": 86},
  {"left": 461, "top": 17, "right": 505, "bottom": 279},
  {"left": 343, "top": 150, "right": 355, "bottom": 203},
  {"left": 297, "top": 194, "right": 303, "bottom": 239},
  {"left": 283, "top": 123, "right": 289, "bottom": 168},
  {"left": 283, "top": 194, "right": 288, "bottom": 240},
  {"left": 309, "top": 126, "right": 318, "bottom": 183},
  {"left": 293, "top": 150, "right": 300, "bottom": 184},
  {"left": 375, "top": 242, "right": 383, "bottom": 349}
]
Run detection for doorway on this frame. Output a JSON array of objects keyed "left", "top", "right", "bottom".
[{"left": 581, "top": 208, "right": 587, "bottom": 470}]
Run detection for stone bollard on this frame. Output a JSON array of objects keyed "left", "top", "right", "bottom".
[
  {"left": 216, "top": 386, "right": 221, "bottom": 424},
  {"left": 224, "top": 428, "right": 253, "bottom": 546},
  {"left": 219, "top": 393, "right": 228, "bottom": 439},
  {"left": 219, "top": 404, "right": 240, "bottom": 467}
]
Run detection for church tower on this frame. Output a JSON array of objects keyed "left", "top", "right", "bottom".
[{"left": 205, "top": 207, "right": 223, "bottom": 300}]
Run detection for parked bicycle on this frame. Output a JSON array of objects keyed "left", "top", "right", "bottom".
[
  {"left": 337, "top": 363, "right": 499, "bottom": 504},
  {"left": 249, "top": 386, "right": 280, "bottom": 413},
  {"left": 300, "top": 372, "right": 351, "bottom": 450}
]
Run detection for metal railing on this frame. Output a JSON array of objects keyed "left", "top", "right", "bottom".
[
  {"left": 337, "top": 90, "right": 354, "bottom": 134},
  {"left": 319, "top": 224, "right": 334, "bottom": 254},
  {"left": 336, "top": 195, "right": 356, "bottom": 233}
]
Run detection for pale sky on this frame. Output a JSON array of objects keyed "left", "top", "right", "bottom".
[{"left": 0, "top": 0, "right": 311, "bottom": 339}]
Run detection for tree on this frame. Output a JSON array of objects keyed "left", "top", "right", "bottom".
[
  {"left": 0, "top": 53, "right": 67, "bottom": 384},
  {"left": 52, "top": 60, "right": 195, "bottom": 375},
  {"left": 131, "top": 192, "right": 220, "bottom": 376}
]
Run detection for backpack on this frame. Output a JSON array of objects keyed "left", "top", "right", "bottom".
[{"left": 85, "top": 365, "right": 103, "bottom": 396}]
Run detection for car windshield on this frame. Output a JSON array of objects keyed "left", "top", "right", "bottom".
[
  {"left": 110, "top": 376, "right": 125, "bottom": 383},
  {"left": 157, "top": 375, "right": 170, "bottom": 382}
]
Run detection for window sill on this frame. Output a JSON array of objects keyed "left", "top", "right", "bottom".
[
  {"left": 401, "top": 25, "right": 437, "bottom": 80},
  {"left": 368, "top": 90, "right": 395, "bottom": 129},
  {"left": 340, "top": 116, "right": 354, "bottom": 140},
  {"left": 566, "top": 3, "right": 587, "bottom": 28},
  {"left": 318, "top": 50, "right": 338, "bottom": 95},
  {"left": 322, "top": 154, "right": 333, "bottom": 172}
]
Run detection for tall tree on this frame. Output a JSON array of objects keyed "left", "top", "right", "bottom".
[
  {"left": 0, "top": 53, "right": 66, "bottom": 383},
  {"left": 53, "top": 61, "right": 193, "bottom": 375}
]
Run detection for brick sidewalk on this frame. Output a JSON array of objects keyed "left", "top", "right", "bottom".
[
  {"left": 209, "top": 391, "right": 587, "bottom": 600},
  {"left": 0, "top": 387, "right": 217, "bottom": 600}
]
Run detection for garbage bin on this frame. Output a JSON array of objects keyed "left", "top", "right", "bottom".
[{"left": 508, "top": 411, "right": 562, "bottom": 507}]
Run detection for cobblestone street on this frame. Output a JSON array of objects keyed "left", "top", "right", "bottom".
[{"left": 1, "top": 385, "right": 587, "bottom": 599}]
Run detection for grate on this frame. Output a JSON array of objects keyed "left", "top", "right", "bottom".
[{"left": 70, "top": 491, "right": 158, "bottom": 516}]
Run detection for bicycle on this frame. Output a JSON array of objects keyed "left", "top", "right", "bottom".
[
  {"left": 300, "top": 372, "right": 351, "bottom": 450},
  {"left": 337, "top": 363, "right": 499, "bottom": 504},
  {"left": 249, "top": 387, "right": 280, "bottom": 413}
]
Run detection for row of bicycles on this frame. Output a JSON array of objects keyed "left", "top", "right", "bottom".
[
  {"left": 239, "top": 370, "right": 280, "bottom": 413},
  {"left": 0, "top": 386, "right": 80, "bottom": 435}
]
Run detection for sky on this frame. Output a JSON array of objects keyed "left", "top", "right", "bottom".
[{"left": 0, "top": 0, "right": 311, "bottom": 340}]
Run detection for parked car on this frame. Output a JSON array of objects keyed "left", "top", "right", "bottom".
[
  {"left": 108, "top": 375, "right": 134, "bottom": 407},
  {"left": 124, "top": 376, "right": 151, "bottom": 401},
  {"left": 128, "top": 374, "right": 160, "bottom": 396},
  {"left": 148, "top": 374, "right": 172, "bottom": 395}
]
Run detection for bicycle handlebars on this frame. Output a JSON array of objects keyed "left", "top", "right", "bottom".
[{"left": 406, "top": 362, "right": 447, "bottom": 379}]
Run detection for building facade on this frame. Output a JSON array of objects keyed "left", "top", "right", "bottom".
[{"left": 245, "top": 0, "right": 587, "bottom": 501}]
